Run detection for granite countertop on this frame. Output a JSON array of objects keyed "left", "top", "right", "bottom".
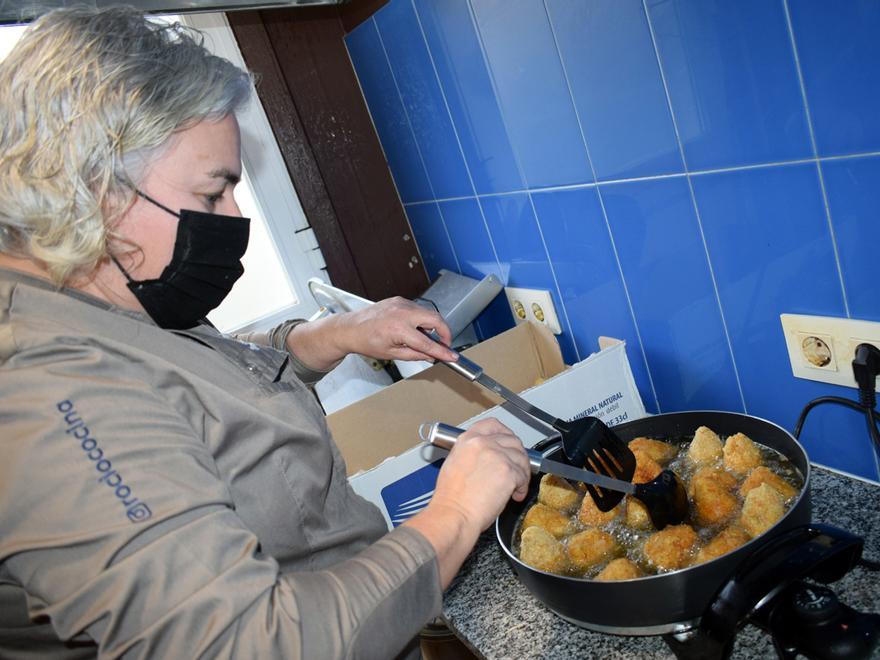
[{"left": 442, "top": 466, "right": 880, "bottom": 659}]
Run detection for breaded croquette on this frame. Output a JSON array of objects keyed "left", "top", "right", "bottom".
[
  {"left": 566, "top": 528, "right": 618, "bottom": 571},
  {"left": 694, "top": 525, "right": 751, "bottom": 564},
  {"left": 520, "top": 526, "right": 568, "bottom": 573},
  {"left": 644, "top": 524, "right": 699, "bottom": 571},
  {"left": 628, "top": 437, "right": 677, "bottom": 464},
  {"left": 688, "top": 426, "right": 723, "bottom": 464},
  {"left": 692, "top": 476, "right": 739, "bottom": 526},
  {"left": 739, "top": 466, "right": 798, "bottom": 500},
  {"left": 577, "top": 491, "right": 621, "bottom": 526},
  {"left": 723, "top": 432, "right": 763, "bottom": 475},
  {"left": 687, "top": 466, "right": 738, "bottom": 498},
  {"left": 626, "top": 496, "right": 652, "bottom": 529},
  {"left": 632, "top": 448, "right": 662, "bottom": 484},
  {"left": 522, "top": 503, "right": 573, "bottom": 539},
  {"left": 537, "top": 473, "right": 582, "bottom": 512},
  {"left": 596, "top": 558, "right": 644, "bottom": 581},
  {"left": 739, "top": 483, "right": 785, "bottom": 538}
]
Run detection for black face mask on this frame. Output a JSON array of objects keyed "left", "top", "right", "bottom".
[{"left": 113, "top": 190, "right": 250, "bottom": 330}]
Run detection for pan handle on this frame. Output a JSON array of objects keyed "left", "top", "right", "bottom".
[{"left": 420, "top": 422, "right": 543, "bottom": 472}]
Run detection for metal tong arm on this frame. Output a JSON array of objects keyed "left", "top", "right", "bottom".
[
  {"left": 422, "top": 422, "right": 638, "bottom": 495},
  {"left": 421, "top": 421, "right": 544, "bottom": 471},
  {"left": 421, "top": 329, "right": 562, "bottom": 430}
]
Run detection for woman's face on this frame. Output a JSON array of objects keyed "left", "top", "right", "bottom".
[
  {"left": 99, "top": 113, "right": 244, "bottom": 315},
  {"left": 114, "top": 113, "right": 244, "bottom": 282}
]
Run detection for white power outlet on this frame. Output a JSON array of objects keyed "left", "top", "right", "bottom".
[
  {"left": 780, "top": 313, "right": 880, "bottom": 391},
  {"left": 504, "top": 287, "right": 562, "bottom": 335}
]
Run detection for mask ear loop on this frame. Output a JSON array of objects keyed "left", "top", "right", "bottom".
[
  {"left": 133, "top": 189, "right": 181, "bottom": 219},
  {"left": 110, "top": 186, "right": 181, "bottom": 281},
  {"left": 110, "top": 255, "right": 135, "bottom": 282}
]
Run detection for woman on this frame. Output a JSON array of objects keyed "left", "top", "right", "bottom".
[{"left": 0, "top": 7, "right": 530, "bottom": 659}]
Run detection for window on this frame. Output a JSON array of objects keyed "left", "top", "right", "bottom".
[{"left": 0, "top": 14, "right": 325, "bottom": 334}]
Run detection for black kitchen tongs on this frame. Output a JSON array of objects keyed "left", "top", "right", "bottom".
[
  {"left": 422, "top": 422, "right": 687, "bottom": 529},
  {"left": 424, "top": 330, "right": 637, "bottom": 511}
]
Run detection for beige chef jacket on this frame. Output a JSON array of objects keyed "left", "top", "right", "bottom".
[{"left": 0, "top": 268, "right": 441, "bottom": 659}]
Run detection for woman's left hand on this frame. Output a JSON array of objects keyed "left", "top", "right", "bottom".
[{"left": 286, "top": 297, "right": 458, "bottom": 371}]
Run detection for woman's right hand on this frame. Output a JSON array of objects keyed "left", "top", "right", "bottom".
[{"left": 404, "top": 418, "right": 531, "bottom": 588}]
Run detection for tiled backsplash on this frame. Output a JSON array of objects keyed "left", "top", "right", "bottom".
[{"left": 345, "top": 0, "right": 880, "bottom": 481}]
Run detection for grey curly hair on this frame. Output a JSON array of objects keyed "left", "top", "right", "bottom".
[{"left": 0, "top": 6, "right": 253, "bottom": 284}]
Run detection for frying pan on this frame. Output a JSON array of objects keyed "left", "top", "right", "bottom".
[{"left": 495, "top": 411, "right": 812, "bottom": 635}]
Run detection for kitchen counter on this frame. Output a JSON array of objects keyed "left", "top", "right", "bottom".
[{"left": 442, "top": 466, "right": 880, "bottom": 659}]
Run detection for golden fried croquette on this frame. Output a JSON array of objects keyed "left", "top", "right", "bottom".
[
  {"left": 632, "top": 448, "right": 662, "bottom": 484},
  {"left": 739, "top": 466, "right": 798, "bottom": 500},
  {"left": 687, "top": 466, "right": 738, "bottom": 498},
  {"left": 520, "top": 526, "right": 568, "bottom": 573},
  {"left": 566, "top": 528, "right": 618, "bottom": 571},
  {"left": 723, "top": 432, "right": 763, "bottom": 475},
  {"left": 643, "top": 524, "right": 699, "bottom": 571},
  {"left": 739, "top": 483, "right": 785, "bottom": 538},
  {"left": 596, "top": 558, "right": 644, "bottom": 581},
  {"left": 694, "top": 526, "right": 752, "bottom": 565},
  {"left": 577, "top": 491, "right": 621, "bottom": 526},
  {"left": 537, "top": 474, "right": 581, "bottom": 512},
  {"left": 692, "top": 475, "right": 739, "bottom": 526},
  {"left": 522, "top": 503, "right": 573, "bottom": 539},
  {"left": 626, "top": 496, "right": 652, "bottom": 529},
  {"left": 688, "top": 426, "right": 723, "bottom": 464},
  {"left": 628, "top": 437, "right": 677, "bottom": 464}
]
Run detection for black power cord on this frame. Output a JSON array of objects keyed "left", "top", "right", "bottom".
[
  {"left": 793, "top": 343, "right": 880, "bottom": 573},
  {"left": 793, "top": 343, "right": 880, "bottom": 454}
]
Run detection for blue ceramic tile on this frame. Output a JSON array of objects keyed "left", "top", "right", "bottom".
[
  {"left": 478, "top": 193, "right": 578, "bottom": 364},
  {"left": 600, "top": 177, "right": 742, "bottom": 413},
  {"left": 437, "top": 198, "right": 512, "bottom": 340},
  {"left": 646, "top": 0, "right": 811, "bottom": 170},
  {"left": 821, "top": 156, "right": 880, "bottom": 322},
  {"left": 345, "top": 21, "right": 432, "bottom": 203},
  {"left": 691, "top": 164, "right": 876, "bottom": 480},
  {"left": 374, "top": 2, "right": 471, "bottom": 199},
  {"left": 789, "top": 0, "right": 880, "bottom": 157},
  {"left": 472, "top": 293, "right": 518, "bottom": 345},
  {"left": 470, "top": 0, "right": 591, "bottom": 188},
  {"left": 545, "top": 0, "right": 683, "bottom": 181},
  {"left": 405, "top": 202, "right": 458, "bottom": 281},
  {"left": 438, "top": 198, "right": 501, "bottom": 281},
  {"left": 414, "top": 0, "right": 523, "bottom": 195},
  {"left": 530, "top": 187, "right": 658, "bottom": 412}
]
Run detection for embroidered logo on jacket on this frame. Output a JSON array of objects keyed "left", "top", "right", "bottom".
[{"left": 56, "top": 400, "right": 153, "bottom": 522}]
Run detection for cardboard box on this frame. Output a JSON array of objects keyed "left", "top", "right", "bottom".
[{"left": 327, "top": 322, "right": 646, "bottom": 529}]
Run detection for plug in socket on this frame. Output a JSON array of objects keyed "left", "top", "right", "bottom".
[{"left": 781, "top": 314, "right": 880, "bottom": 391}]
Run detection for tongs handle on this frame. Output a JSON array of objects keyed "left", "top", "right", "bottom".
[
  {"left": 420, "top": 422, "right": 543, "bottom": 472},
  {"left": 419, "top": 329, "right": 562, "bottom": 430}
]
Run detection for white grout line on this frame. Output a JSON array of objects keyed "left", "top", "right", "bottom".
[
  {"left": 410, "top": 0, "right": 503, "bottom": 277},
  {"left": 546, "top": 0, "right": 660, "bottom": 410},
  {"left": 400, "top": 150, "right": 880, "bottom": 208},
  {"left": 821, "top": 150, "right": 880, "bottom": 163},
  {"left": 466, "top": 0, "right": 581, "bottom": 361},
  {"left": 642, "top": 0, "right": 748, "bottom": 415},
  {"left": 782, "top": 0, "right": 852, "bottom": 319},
  {"left": 373, "top": 16, "right": 462, "bottom": 275}
]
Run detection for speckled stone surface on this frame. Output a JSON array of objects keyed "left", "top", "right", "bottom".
[{"left": 442, "top": 466, "right": 880, "bottom": 659}]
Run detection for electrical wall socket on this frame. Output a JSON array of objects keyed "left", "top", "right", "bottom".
[
  {"left": 780, "top": 313, "right": 880, "bottom": 392},
  {"left": 504, "top": 287, "right": 562, "bottom": 335}
]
